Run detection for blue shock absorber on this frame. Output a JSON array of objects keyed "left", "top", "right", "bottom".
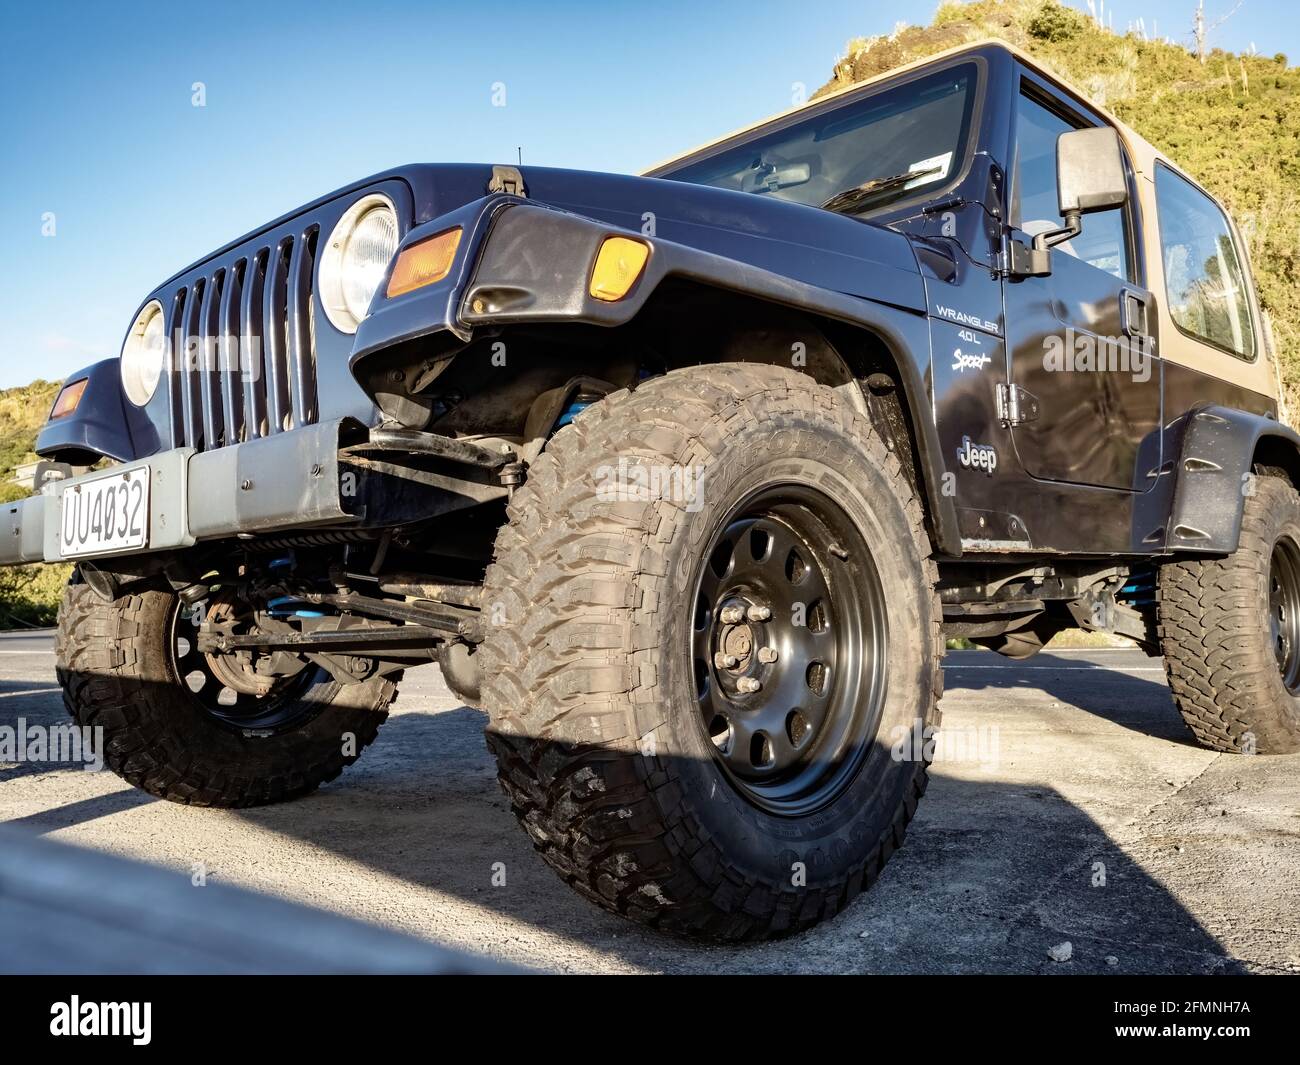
[
  {"left": 264, "top": 553, "right": 325, "bottom": 617},
  {"left": 1117, "top": 567, "right": 1157, "bottom": 607},
  {"left": 556, "top": 399, "right": 590, "bottom": 429},
  {"left": 265, "top": 596, "right": 325, "bottom": 619}
]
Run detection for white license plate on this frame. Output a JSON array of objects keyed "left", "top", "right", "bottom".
[{"left": 59, "top": 466, "right": 150, "bottom": 558}]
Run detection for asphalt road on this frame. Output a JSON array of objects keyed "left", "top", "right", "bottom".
[{"left": 2, "top": 628, "right": 1298, "bottom": 974}]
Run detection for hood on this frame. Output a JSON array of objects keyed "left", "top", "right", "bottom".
[
  {"left": 400, "top": 163, "right": 925, "bottom": 314},
  {"left": 150, "top": 162, "right": 924, "bottom": 315}
]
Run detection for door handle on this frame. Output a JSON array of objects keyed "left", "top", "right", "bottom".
[{"left": 1121, "top": 290, "right": 1148, "bottom": 338}]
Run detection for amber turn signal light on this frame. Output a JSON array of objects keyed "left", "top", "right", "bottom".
[
  {"left": 589, "top": 236, "right": 649, "bottom": 302},
  {"left": 50, "top": 378, "right": 88, "bottom": 420},
  {"left": 386, "top": 227, "right": 463, "bottom": 299}
]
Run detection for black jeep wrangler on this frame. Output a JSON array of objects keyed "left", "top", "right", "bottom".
[{"left": 5, "top": 40, "right": 1297, "bottom": 940}]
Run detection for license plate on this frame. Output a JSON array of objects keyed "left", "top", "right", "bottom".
[{"left": 59, "top": 466, "right": 150, "bottom": 558}]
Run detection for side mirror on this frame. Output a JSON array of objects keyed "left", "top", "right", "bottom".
[
  {"left": 1057, "top": 126, "right": 1128, "bottom": 216},
  {"left": 1009, "top": 126, "right": 1129, "bottom": 278}
]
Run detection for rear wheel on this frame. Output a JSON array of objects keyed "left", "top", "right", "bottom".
[
  {"left": 480, "top": 364, "right": 942, "bottom": 940},
  {"left": 56, "top": 577, "right": 398, "bottom": 806},
  {"left": 1158, "top": 474, "right": 1300, "bottom": 754}
]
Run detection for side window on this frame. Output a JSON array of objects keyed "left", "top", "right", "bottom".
[
  {"left": 1155, "top": 165, "right": 1256, "bottom": 360},
  {"left": 1012, "top": 92, "right": 1132, "bottom": 281}
]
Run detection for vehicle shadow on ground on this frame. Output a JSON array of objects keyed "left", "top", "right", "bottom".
[
  {"left": 0, "top": 678, "right": 59, "bottom": 696},
  {"left": 235, "top": 701, "right": 1244, "bottom": 974},
  {"left": 0, "top": 665, "right": 1247, "bottom": 974},
  {"left": 944, "top": 650, "right": 1198, "bottom": 746}
]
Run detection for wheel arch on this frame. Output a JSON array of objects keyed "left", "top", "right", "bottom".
[
  {"left": 637, "top": 281, "right": 958, "bottom": 556},
  {"left": 35, "top": 358, "right": 146, "bottom": 466},
  {"left": 427, "top": 280, "right": 959, "bottom": 556},
  {"left": 355, "top": 200, "right": 958, "bottom": 554},
  {"left": 1166, "top": 405, "right": 1300, "bottom": 553}
]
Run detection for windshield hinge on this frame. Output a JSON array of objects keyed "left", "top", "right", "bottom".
[
  {"left": 996, "top": 383, "right": 1039, "bottom": 427},
  {"left": 1006, "top": 238, "right": 1050, "bottom": 278},
  {"left": 488, "top": 165, "right": 527, "bottom": 197}
]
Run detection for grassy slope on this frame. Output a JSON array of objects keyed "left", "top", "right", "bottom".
[
  {"left": 0, "top": 380, "right": 68, "bottom": 627},
  {"left": 818, "top": 0, "right": 1300, "bottom": 412},
  {"left": 0, "top": 380, "right": 59, "bottom": 503}
]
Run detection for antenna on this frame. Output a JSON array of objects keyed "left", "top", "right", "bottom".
[{"left": 517, "top": 146, "right": 523, "bottom": 165}]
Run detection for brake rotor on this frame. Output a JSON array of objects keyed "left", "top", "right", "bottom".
[{"left": 202, "top": 592, "right": 278, "bottom": 697}]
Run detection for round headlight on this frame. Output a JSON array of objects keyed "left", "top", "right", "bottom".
[
  {"left": 120, "top": 300, "right": 166, "bottom": 406},
  {"left": 319, "top": 194, "right": 399, "bottom": 333}
]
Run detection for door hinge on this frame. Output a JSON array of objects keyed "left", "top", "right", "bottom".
[{"left": 996, "top": 383, "right": 1039, "bottom": 427}]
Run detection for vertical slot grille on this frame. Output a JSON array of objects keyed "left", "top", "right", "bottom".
[
  {"left": 264, "top": 236, "right": 293, "bottom": 435},
  {"left": 180, "top": 278, "right": 204, "bottom": 450},
  {"left": 241, "top": 250, "right": 268, "bottom": 440},
  {"left": 218, "top": 259, "right": 245, "bottom": 447},
  {"left": 168, "top": 226, "right": 319, "bottom": 451},
  {"left": 198, "top": 268, "right": 224, "bottom": 449},
  {"left": 288, "top": 226, "right": 320, "bottom": 429}
]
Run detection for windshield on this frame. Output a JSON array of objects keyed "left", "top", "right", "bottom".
[{"left": 659, "top": 63, "right": 978, "bottom": 217}]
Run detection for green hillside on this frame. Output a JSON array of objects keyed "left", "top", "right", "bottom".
[
  {"left": 0, "top": 379, "right": 68, "bottom": 627},
  {"left": 0, "top": 379, "right": 59, "bottom": 503},
  {"left": 817, "top": 0, "right": 1300, "bottom": 412}
]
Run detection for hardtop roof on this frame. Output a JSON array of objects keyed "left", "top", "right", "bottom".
[{"left": 643, "top": 38, "right": 1174, "bottom": 184}]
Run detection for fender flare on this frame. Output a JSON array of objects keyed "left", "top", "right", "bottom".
[
  {"left": 1166, "top": 405, "right": 1300, "bottom": 553},
  {"left": 354, "top": 201, "right": 960, "bottom": 554},
  {"left": 35, "top": 359, "right": 154, "bottom": 465}
]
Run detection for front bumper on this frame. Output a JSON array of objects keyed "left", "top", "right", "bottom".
[{"left": 0, "top": 420, "right": 357, "bottom": 567}]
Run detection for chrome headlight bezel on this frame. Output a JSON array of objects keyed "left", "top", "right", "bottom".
[
  {"left": 120, "top": 299, "right": 167, "bottom": 407},
  {"left": 319, "top": 193, "right": 399, "bottom": 334}
]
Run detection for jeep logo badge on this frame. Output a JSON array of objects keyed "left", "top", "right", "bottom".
[{"left": 957, "top": 436, "right": 998, "bottom": 475}]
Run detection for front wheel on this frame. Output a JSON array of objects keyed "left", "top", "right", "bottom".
[
  {"left": 55, "top": 578, "right": 398, "bottom": 806},
  {"left": 480, "top": 365, "right": 943, "bottom": 940}
]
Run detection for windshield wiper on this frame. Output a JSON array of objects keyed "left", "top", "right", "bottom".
[{"left": 820, "top": 164, "right": 942, "bottom": 214}]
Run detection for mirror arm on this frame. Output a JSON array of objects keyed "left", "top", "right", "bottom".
[
  {"left": 1031, "top": 209, "right": 1082, "bottom": 252},
  {"left": 1007, "top": 209, "right": 1082, "bottom": 279}
]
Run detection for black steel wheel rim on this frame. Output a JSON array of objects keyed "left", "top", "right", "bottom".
[
  {"left": 1269, "top": 535, "right": 1300, "bottom": 694},
  {"left": 689, "top": 483, "right": 888, "bottom": 817},
  {"left": 170, "top": 602, "right": 322, "bottom": 732}
]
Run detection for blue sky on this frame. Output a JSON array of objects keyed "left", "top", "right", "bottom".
[{"left": 1, "top": 0, "right": 1296, "bottom": 389}]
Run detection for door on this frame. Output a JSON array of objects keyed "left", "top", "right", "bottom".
[{"left": 1003, "top": 88, "right": 1161, "bottom": 492}]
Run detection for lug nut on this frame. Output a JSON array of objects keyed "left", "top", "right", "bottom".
[
  {"left": 746, "top": 605, "right": 772, "bottom": 622},
  {"left": 736, "top": 677, "right": 762, "bottom": 694},
  {"left": 718, "top": 605, "right": 745, "bottom": 624},
  {"left": 757, "top": 647, "right": 778, "bottom": 664},
  {"left": 714, "top": 652, "right": 739, "bottom": 669}
]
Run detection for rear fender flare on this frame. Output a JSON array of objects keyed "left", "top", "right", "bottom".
[{"left": 1166, "top": 405, "right": 1300, "bottom": 553}]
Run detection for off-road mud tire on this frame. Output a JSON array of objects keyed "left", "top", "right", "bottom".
[
  {"left": 480, "top": 364, "right": 943, "bottom": 940},
  {"left": 55, "top": 578, "right": 398, "bottom": 806}
]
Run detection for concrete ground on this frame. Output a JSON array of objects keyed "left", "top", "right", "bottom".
[{"left": 2, "top": 628, "right": 1298, "bottom": 974}]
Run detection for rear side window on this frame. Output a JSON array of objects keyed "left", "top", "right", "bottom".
[{"left": 1155, "top": 165, "right": 1255, "bottom": 360}]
